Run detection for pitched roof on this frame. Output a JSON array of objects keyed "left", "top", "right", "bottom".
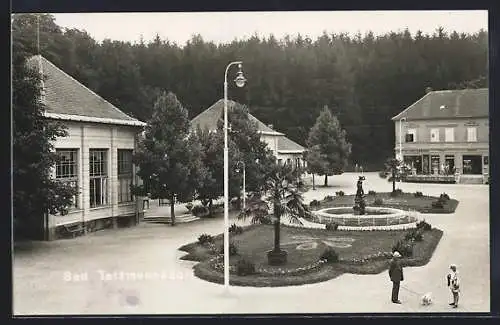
[
  {"left": 191, "top": 99, "right": 304, "bottom": 153},
  {"left": 26, "top": 55, "right": 145, "bottom": 127},
  {"left": 392, "top": 88, "right": 489, "bottom": 121},
  {"left": 277, "top": 136, "right": 305, "bottom": 153},
  {"left": 191, "top": 99, "right": 284, "bottom": 135}
]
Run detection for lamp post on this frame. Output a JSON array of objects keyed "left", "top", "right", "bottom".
[
  {"left": 224, "top": 61, "right": 246, "bottom": 290},
  {"left": 236, "top": 161, "right": 246, "bottom": 210},
  {"left": 399, "top": 117, "right": 407, "bottom": 183},
  {"left": 399, "top": 117, "right": 406, "bottom": 161}
]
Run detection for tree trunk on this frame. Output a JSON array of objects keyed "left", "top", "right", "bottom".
[
  {"left": 324, "top": 174, "right": 328, "bottom": 187},
  {"left": 170, "top": 194, "right": 176, "bottom": 226},
  {"left": 208, "top": 199, "right": 213, "bottom": 217},
  {"left": 392, "top": 170, "right": 396, "bottom": 192},
  {"left": 273, "top": 203, "right": 281, "bottom": 252},
  {"left": 312, "top": 174, "right": 316, "bottom": 190}
]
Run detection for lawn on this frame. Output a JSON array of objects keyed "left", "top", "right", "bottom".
[
  {"left": 313, "top": 192, "right": 459, "bottom": 214},
  {"left": 179, "top": 223, "right": 443, "bottom": 287}
]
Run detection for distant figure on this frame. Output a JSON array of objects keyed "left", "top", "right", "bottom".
[
  {"left": 360, "top": 165, "right": 364, "bottom": 174},
  {"left": 143, "top": 192, "right": 151, "bottom": 210},
  {"left": 447, "top": 264, "right": 460, "bottom": 308},
  {"left": 389, "top": 251, "right": 404, "bottom": 304},
  {"left": 355, "top": 163, "right": 359, "bottom": 173}
]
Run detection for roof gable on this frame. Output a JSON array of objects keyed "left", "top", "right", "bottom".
[
  {"left": 277, "top": 136, "right": 305, "bottom": 153},
  {"left": 392, "top": 88, "right": 488, "bottom": 121},
  {"left": 26, "top": 55, "right": 145, "bottom": 126},
  {"left": 191, "top": 99, "right": 283, "bottom": 135},
  {"left": 191, "top": 99, "right": 304, "bottom": 153}
]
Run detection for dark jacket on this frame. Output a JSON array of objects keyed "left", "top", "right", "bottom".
[{"left": 389, "top": 258, "right": 404, "bottom": 282}]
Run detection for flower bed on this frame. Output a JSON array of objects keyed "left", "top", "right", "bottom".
[{"left": 181, "top": 223, "right": 443, "bottom": 287}]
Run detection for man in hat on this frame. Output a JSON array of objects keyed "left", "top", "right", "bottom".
[
  {"left": 447, "top": 264, "right": 460, "bottom": 308},
  {"left": 389, "top": 251, "right": 404, "bottom": 304}
]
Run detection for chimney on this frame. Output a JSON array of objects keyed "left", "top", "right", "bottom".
[{"left": 425, "top": 87, "right": 433, "bottom": 94}]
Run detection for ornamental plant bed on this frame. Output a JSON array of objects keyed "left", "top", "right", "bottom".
[
  {"left": 311, "top": 192, "right": 458, "bottom": 214},
  {"left": 179, "top": 223, "right": 443, "bottom": 287}
]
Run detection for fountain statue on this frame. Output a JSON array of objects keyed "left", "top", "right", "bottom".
[{"left": 353, "top": 176, "right": 366, "bottom": 215}]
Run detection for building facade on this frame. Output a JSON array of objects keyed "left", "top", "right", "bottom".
[
  {"left": 27, "top": 55, "right": 146, "bottom": 240},
  {"left": 191, "top": 99, "right": 306, "bottom": 167},
  {"left": 392, "top": 88, "right": 489, "bottom": 183}
]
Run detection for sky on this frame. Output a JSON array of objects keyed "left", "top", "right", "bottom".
[{"left": 52, "top": 11, "right": 488, "bottom": 46}]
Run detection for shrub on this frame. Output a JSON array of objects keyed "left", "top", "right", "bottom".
[
  {"left": 324, "top": 195, "right": 335, "bottom": 201},
  {"left": 320, "top": 247, "right": 339, "bottom": 263},
  {"left": 368, "top": 190, "right": 376, "bottom": 195},
  {"left": 235, "top": 259, "right": 256, "bottom": 276},
  {"left": 206, "top": 242, "right": 218, "bottom": 253},
  {"left": 192, "top": 205, "right": 209, "bottom": 217},
  {"left": 390, "top": 189, "right": 403, "bottom": 197},
  {"left": 416, "top": 220, "right": 432, "bottom": 231},
  {"left": 392, "top": 239, "right": 413, "bottom": 257},
  {"left": 219, "top": 242, "right": 238, "bottom": 256},
  {"left": 229, "top": 223, "right": 244, "bottom": 235},
  {"left": 260, "top": 215, "right": 274, "bottom": 225},
  {"left": 414, "top": 191, "right": 423, "bottom": 198},
  {"left": 335, "top": 191, "right": 345, "bottom": 196},
  {"left": 404, "top": 229, "right": 423, "bottom": 242},
  {"left": 197, "top": 233, "right": 214, "bottom": 246},
  {"left": 379, "top": 171, "right": 388, "bottom": 179},
  {"left": 185, "top": 202, "right": 194, "bottom": 212},
  {"left": 373, "top": 198, "right": 384, "bottom": 206},
  {"left": 325, "top": 222, "right": 339, "bottom": 231},
  {"left": 310, "top": 200, "right": 321, "bottom": 208},
  {"left": 440, "top": 193, "right": 450, "bottom": 201}
]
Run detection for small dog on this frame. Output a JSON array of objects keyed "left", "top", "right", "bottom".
[{"left": 421, "top": 292, "right": 433, "bottom": 306}]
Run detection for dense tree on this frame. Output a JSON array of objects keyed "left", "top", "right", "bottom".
[
  {"left": 12, "top": 13, "right": 489, "bottom": 170},
  {"left": 132, "top": 91, "right": 206, "bottom": 225},
  {"left": 13, "top": 54, "right": 79, "bottom": 239},
  {"left": 307, "top": 106, "right": 352, "bottom": 186},
  {"left": 196, "top": 126, "right": 242, "bottom": 215},
  {"left": 218, "top": 102, "right": 277, "bottom": 195}
]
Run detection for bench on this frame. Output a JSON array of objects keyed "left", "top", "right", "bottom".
[{"left": 62, "top": 223, "right": 84, "bottom": 238}]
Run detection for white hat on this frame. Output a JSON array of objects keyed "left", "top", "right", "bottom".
[
  {"left": 450, "top": 264, "right": 457, "bottom": 269},
  {"left": 393, "top": 251, "right": 402, "bottom": 258}
]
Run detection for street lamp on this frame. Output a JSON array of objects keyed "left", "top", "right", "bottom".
[
  {"left": 399, "top": 117, "right": 407, "bottom": 162},
  {"left": 399, "top": 117, "right": 407, "bottom": 183},
  {"left": 224, "top": 61, "right": 246, "bottom": 290},
  {"left": 235, "top": 161, "right": 246, "bottom": 211}
]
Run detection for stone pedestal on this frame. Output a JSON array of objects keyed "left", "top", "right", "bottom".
[{"left": 267, "top": 249, "right": 288, "bottom": 265}]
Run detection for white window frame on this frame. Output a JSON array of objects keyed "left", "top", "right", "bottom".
[
  {"left": 445, "top": 128, "right": 455, "bottom": 142},
  {"left": 467, "top": 127, "right": 477, "bottom": 142},
  {"left": 430, "top": 128, "right": 440, "bottom": 142},
  {"left": 117, "top": 149, "right": 134, "bottom": 203},
  {"left": 55, "top": 149, "right": 79, "bottom": 209},
  {"left": 405, "top": 128, "right": 417, "bottom": 143},
  {"left": 89, "top": 149, "right": 109, "bottom": 208}
]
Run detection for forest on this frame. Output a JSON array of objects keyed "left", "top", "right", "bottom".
[{"left": 12, "top": 13, "right": 488, "bottom": 170}]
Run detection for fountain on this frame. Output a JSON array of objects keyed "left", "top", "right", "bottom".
[
  {"left": 285, "top": 175, "right": 421, "bottom": 231},
  {"left": 353, "top": 176, "right": 366, "bottom": 215}
]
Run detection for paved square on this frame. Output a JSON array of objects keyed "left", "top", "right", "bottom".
[{"left": 13, "top": 172, "right": 490, "bottom": 314}]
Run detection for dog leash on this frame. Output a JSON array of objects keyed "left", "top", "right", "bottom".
[{"left": 400, "top": 284, "right": 469, "bottom": 312}]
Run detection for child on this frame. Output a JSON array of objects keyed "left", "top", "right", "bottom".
[{"left": 447, "top": 264, "right": 460, "bottom": 308}]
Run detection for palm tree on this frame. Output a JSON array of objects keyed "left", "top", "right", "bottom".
[
  {"left": 238, "top": 163, "right": 310, "bottom": 265},
  {"left": 384, "top": 157, "right": 401, "bottom": 192}
]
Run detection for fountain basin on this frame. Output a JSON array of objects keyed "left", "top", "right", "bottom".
[{"left": 299, "top": 206, "right": 421, "bottom": 230}]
